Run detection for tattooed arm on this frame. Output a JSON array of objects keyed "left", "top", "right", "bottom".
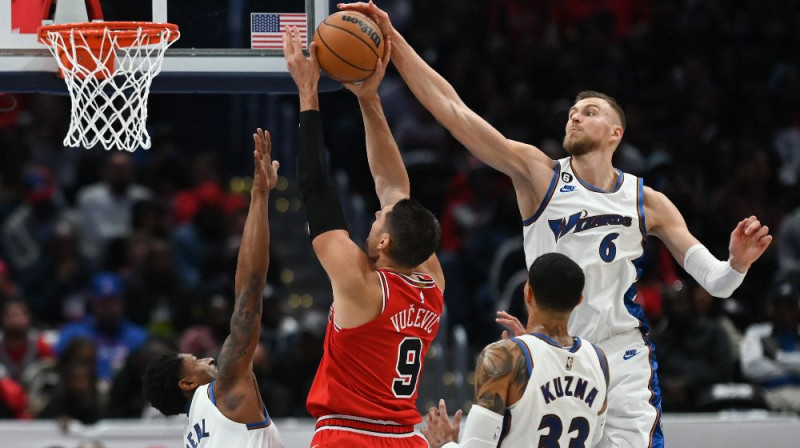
[
  {"left": 216, "top": 129, "right": 279, "bottom": 391},
  {"left": 422, "top": 339, "right": 530, "bottom": 448},
  {"left": 475, "top": 339, "right": 530, "bottom": 412}
]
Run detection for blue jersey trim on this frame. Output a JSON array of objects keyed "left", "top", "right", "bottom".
[
  {"left": 522, "top": 162, "right": 561, "bottom": 226},
  {"left": 531, "top": 333, "right": 582, "bottom": 353},
  {"left": 570, "top": 158, "right": 624, "bottom": 193},
  {"left": 623, "top": 254, "right": 650, "bottom": 333},
  {"left": 643, "top": 335, "right": 664, "bottom": 448},
  {"left": 510, "top": 337, "right": 533, "bottom": 376},
  {"left": 209, "top": 380, "right": 272, "bottom": 429},
  {"left": 208, "top": 380, "right": 217, "bottom": 405},
  {"left": 246, "top": 408, "right": 272, "bottom": 429},
  {"left": 590, "top": 344, "right": 610, "bottom": 386},
  {"left": 637, "top": 178, "right": 647, "bottom": 240}
]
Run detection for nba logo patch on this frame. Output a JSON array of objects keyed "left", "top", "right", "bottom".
[{"left": 566, "top": 356, "right": 573, "bottom": 370}]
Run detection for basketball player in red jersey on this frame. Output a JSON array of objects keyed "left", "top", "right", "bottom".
[{"left": 284, "top": 27, "right": 444, "bottom": 448}]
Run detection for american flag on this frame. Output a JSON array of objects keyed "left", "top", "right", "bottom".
[{"left": 251, "top": 13, "right": 307, "bottom": 49}]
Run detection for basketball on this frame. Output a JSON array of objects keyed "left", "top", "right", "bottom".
[{"left": 313, "top": 11, "right": 385, "bottom": 83}]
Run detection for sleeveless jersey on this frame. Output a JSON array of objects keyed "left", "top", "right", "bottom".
[
  {"left": 184, "top": 381, "right": 283, "bottom": 448},
  {"left": 523, "top": 157, "right": 647, "bottom": 342},
  {"left": 500, "top": 334, "right": 609, "bottom": 447},
  {"left": 307, "top": 270, "right": 444, "bottom": 425}
]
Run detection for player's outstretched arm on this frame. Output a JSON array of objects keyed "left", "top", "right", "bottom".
[
  {"left": 337, "top": 2, "right": 554, "bottom": 189},
  {"left": 216, "top": 128, "right": 279, "bottom": 387},
  {"left": 343, "top": 38, "right": 409, "bottom": 208},
  {"left": 285, "top": 27, "right": 380, "bottom": 324},
  {"left": 646, "top": 186, "right": 772, "bottom": 298}
]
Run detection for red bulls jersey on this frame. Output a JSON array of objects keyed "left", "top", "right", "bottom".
[{"left": 307, "top": 269, "right": 443, "bottom": 425}]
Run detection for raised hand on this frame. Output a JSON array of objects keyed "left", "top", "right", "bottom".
[
  {"left": 728, "top": 215, "right": 772, "bottom": 272},
  {"left": 252, "top": 128, "right": 279, "bottom": 192},
  {"left": 343, "top": 37, "right": 392, "bottom": 98},
  {"left": 421, "top": 399, "right": 463, "bottom": 448},
  {"left": 496, "top": 310, "right": 526, "bottom": 339},
  {"left": 283, "top": 26, "right": 320, "bottom": 93},
  {"left": 337, "top": 1, "right": 393, "bottom": 36}
]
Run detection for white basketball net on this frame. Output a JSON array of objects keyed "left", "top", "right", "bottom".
[{"left": 40, "top": 25, "right": 179, "bottom": 151}]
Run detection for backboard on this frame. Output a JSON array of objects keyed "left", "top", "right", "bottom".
[{"left": 0, "top": 0, "right": 338, "bottom": 93}]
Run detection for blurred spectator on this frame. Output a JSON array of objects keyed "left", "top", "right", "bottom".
[
  {"left": 0, "top": 373, "right": 29, "bottom": 419},
  {"left": 177, "top": 294, "right": 231, "bottom": 358},
  {"left": 694, "top": 285, "right": 743, "bottom": 365},
  {"left": 76, "top": 153, "right": 153, "bottom": 263},
  {"left": 21, "top": 221, "right": 92, "bottom": 325},
  {"left": 2, "top": 167, "right": 78, "bottom": 273},
  {"left": 171, "top": 183, "right": 230, "bottom": 288},
  {"left": 37, "top": 360, "right": 103, "bottom": 424},
  {"left": 106, "top": 339, "right": 172, "bottom": 418},
  {"left": 252, "top": 342, "right": 291, "bottom": 418},
  {"left": 0, "top": 260, "right": 17, "bottom": 302},
  {"left": 0, "top": 298, "right": 54, "bottom": 385},
  {"left": 740, "top": 283, "right": 800, "bottom": 413},
  {"left": 55, "top": 273, "right": 148, "bottom": 383},
  {"left": 125, "top": 239, "right": 192, "bottom": 339},
  {"left": 778, "top": 205, "right": 800, "bottom": 285},
  {"left": 650, "top": 281, "right": 733, "bottom": 411}
]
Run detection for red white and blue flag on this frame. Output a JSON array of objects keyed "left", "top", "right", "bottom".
[{"left": 251, "top": 13, "right": 307, "bottom": 49}]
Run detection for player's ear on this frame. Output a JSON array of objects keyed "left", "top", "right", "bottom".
[
  {"left": 576, "top": 293, "right": 585, "bottom": 306},
  {"left": 178, "top": 376, "right": 197, "bottom": 393},
  {"left": 377, "top": 232, "right": 391, "bottom": 251},
  {"left": 610, "top": 124, "right": 623, "bottom": 142},
  {"left": 524, "top": 282, "right": 535, "bottom": 309}
]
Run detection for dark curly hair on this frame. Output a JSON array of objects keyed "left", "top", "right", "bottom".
[{"left": 142, "top": 353, "right": 187, "bottom": 416}]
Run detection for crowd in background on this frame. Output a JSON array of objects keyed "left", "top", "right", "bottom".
[{"left": 1, "top": 0, "right": 800, "bottom": 421}]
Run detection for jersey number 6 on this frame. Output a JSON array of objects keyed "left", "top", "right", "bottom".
[
  {"left": 599, "top": 233, "right": 619, "bottom": 263},
  {"left": 392, "top": 337, "right": 423, "bottom": 398}
]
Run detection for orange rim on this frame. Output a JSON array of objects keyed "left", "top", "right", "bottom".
[{"left": 37, "top": 21, "right": 179, "bottom": 48}]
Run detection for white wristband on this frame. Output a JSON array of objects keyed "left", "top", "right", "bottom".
[
  {"left": 455, "top": 405, "right": 505, "bottom": 447},
  {"left": 683, "top": 243, "right": 746, "bottom": 298}
]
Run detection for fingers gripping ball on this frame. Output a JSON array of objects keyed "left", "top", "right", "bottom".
[{"left": 313, "top": 11, "right": 385, "bottom": 82}]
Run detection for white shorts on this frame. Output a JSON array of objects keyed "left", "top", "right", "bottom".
[{"left": 594, "top": 329, "right": 664, "bottom": 448}]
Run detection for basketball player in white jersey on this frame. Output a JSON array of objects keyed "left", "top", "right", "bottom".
[
  {"left": 142, "top": 129, "right": 283, "bottom": 448},
  {"left": 338, "top": 3, "right": 773, "bottom": 446},
  {"left": 422, "top": 252, "right": 609, "bottom": 448}
]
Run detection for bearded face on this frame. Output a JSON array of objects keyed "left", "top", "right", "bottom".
[{"left": 562, "top": 128, "right": 600, "bottom": 155}]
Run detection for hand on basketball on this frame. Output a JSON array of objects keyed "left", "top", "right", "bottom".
[
  {"left": 283, "top": 26, "right": 320, "bottom": 93},
  {"left": 343, "top": 37, "right": 392, "bottom": 98},
  {"left": 421, "top": 399, "right": 462, "bottom": 448},
  {"left": 497, "top": 311, "right": 526, "bottom": 339},
  {"left": 337, "top": 1, "right": 393, "bottom": 36},
  {"left": 728, "top": 215, "right": 772, "bottom": 272},
  {"left": 253, "top": 128, "right": 279, "bottom": 192}
]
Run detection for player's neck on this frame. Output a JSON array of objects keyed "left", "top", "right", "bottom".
[
  {"left": 374, "top": 256, "right": 414, "bottom": 276},
  {"left": 527, "top": 315, "right": 573, "bottom": 347},
  {"left": 571, "top": 151, "right": 618, "bottom": 191}
]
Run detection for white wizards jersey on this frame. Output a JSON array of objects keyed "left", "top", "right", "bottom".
[
  {"left": 523, "top": 157, "right": 647, "bottom": 342},
  {"left": 184, "top": 381, "right": 283, "bottom": 448},
  {"left": 500, "top": 334, "right": 609, "bottom": 447}
]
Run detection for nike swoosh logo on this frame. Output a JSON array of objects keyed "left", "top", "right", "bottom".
[{"left": 623, "top": 350, "right": 639, "bottom": 360}]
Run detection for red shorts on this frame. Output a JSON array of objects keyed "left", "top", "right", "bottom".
[{"left": 311, "top": 416, "right": 428, "bottom": 448}]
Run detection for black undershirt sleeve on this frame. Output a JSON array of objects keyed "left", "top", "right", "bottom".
[{"left": 296, "top": 110, "right": 348, "bottom": 239}]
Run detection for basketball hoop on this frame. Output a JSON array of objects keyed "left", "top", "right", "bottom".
[{"left": 37, "top": 22, "right": 179, "bottom": 151}]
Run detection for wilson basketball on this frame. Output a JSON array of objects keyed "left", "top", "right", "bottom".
[{"left": 313, "top": 11, "right": 385, "bottom": 83}]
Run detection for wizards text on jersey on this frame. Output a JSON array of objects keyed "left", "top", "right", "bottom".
[{"left": 548, "top": 210, "right": 633, "bottom": 242}]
